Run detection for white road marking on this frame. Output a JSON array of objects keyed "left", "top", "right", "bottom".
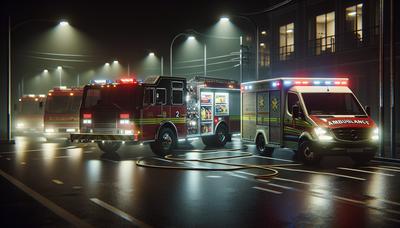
[
  {"left": 0, "top": 169, "right": 91, "bottom": 227},
  {"left": 365, "top": 166, "right": 400, "bottom": 172},
  {"left": 206, "top": 175, "right": 222, "bottom": 178},
  {"left": 274, "top": 166, "right": 366, "bottom": 181},
  {"left": 52, "top": 179, "right": 64, "bottom": 185},
  {"left": 0, "top": 146, "right": 78, "bottom": 155},
  {"left": 267, "top": 183, "right": 294, "bottom": 190},
  {"left": 54, "top": 156, "right": 72, "bottom": 159},
  {"left": 154, "top": 158, "right": 174, "bottom": 163},
  {"left": 252, "top": 186, "right": 282, "bottom": 194},
  {"left": 235, "top": 170, "right": 256, "bottom": 176},
  {"left": 228, "top": 173, "right": 250, "bottom": 180},
  {"left": 379, "top": 165, "right": 400, "bottom": 170},
  {"left": 337, "top": 167, "right": 395, "bottom": 177},
  {"left": 101, "top": 159, "right": 119, "bottom": 164},
  {"left": 90, "top": 198, "right": 151, "bottom": 228},
  {"left": 252, "top": 155, "right": 293, "bottom": 162}
]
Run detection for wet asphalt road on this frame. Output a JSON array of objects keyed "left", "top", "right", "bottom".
[{"left": 0, "top": 134, "right": 400, "bottom": 227}]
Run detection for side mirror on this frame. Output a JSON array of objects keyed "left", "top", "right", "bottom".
[
  {"left": 365, "top": 106, "right": 371, "bottom": 116},
  {"left": 292, "top": 105, "right": 300, "bottom": 119},
  {"left": 39, "top": 101, "right": 44, "bottom": 109}
]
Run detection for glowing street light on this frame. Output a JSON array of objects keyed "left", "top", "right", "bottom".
[
  {"left": 43, "top": 69, "right": 48, "bottom": 73},
  {"left": 59, "top": 20, "right": 69, "bottom": 26},
  {"left": 188, "top": 35, "right": 196, "bottom": 41},
  {"left": 149, "top": 52, "right": 155, "bottom": 57},
  {"left": 105, "top": 62, "right": 110, "bottom": 66},
  {"left": 219, "top": 16, "right": 230, "bottom": 22},
  {"left": 113, "top": 60, "right": 119, "bottom": 64}
]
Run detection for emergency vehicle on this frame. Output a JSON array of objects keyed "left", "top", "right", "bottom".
[
  {"left": 241, "top": 78, "right": 379, "bottom": 165},
  {"left": 14, "top": 94, "right": 46, "bottom": 133},
  {"left": 70, "top": 76, "right": 240, "bottom": 155},
  {"left": 44, "top": 87, "right": 83, "bottom": 138}
]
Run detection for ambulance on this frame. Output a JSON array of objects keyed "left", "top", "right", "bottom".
[
  {"left": 241, "top": 78, "right": 379, "bottom": 165},
  {"left": 70, "top": 76, "right": 240, "bottom": 156},
  {"left": 44, "top": 87, "right": 83, "bottom": 138},
  {"left": 14, "top": 94, "right": 46, "bottom": 133}
]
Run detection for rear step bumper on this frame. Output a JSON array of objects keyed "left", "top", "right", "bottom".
[{"left": 70, "top": 133, "right": 136, "bottom": 142}]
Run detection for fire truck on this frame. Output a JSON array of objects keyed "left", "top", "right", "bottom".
[
  {"left": 70, "top": 76, "right": 240, "bottom": 156},
  {"left": 14, "top": 94, "right": 46, "bottom": 133},
  {"left": 44, "top": 87, "right": 83, "bottom": 138},
  {"left": 241, "top": 77, "right": 379, "bottom": 165}
]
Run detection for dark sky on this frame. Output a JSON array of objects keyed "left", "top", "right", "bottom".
[{"left": 4, "top": 0, "right": 281, "bottom": 93}]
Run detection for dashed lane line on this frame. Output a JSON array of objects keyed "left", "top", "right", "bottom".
[
  {"left": 273, "top": 166, "right": 366, "bottom": 181},
  {"left": 365, "top": 166, "right": 400, "bottom": 172},
  {"left": 252, "top": 186, "right": 282, "bottom": 194},
  {"left": 337, "top": 167, "right": 395, "bottom": 177},
  {"left": 52, "top": 179, "right": 64, "bottom": 185},
  {"left": 90, "top": 198, "right": 151, "bottom": 228},
  {"left": 252, "top": 155, "right": 294, "bottom": 162},
  {"left": 0, "top": 169, "right": 92, "bottom": 227},
  {"left": 206, "top": 175, "right": 222, "bottom": 178},
  {"left": 267, "top": 183, "right": 294, "bottom": 190}
]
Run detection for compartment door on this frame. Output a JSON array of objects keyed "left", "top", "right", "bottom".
[
  {"left": 268, "top": 91, "right": 281, "bottom": 144},
  {"left": 241, "top": 92, "right": 256, "bottom": 141}
]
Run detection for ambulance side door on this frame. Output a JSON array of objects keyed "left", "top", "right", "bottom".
[
  {"left": 283, "top": 92, "right": 305, "bottom": 149},
  {"left": 268, "top": 90, "right": 281, "bottom": 145}
]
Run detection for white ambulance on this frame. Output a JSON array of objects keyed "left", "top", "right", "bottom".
[{"left": 241, "top": 78, "right": 379, "bottom": 165}]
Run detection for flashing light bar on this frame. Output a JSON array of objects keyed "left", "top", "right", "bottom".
[
  {"left": 281, "top": 79, "right": 348, "bottom": 87},
  {"left": 90, "top": 79, "right": 113, "bottom": 85},
  {"left": 116, "top": 78, "right": 138, "bottom": 84}
]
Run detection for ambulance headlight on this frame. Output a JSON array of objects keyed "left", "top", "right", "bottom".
[
  {"left": 371, "top": 128, "right": 379, "bottom": 141},
  {"left": 16, "top": 122, "right": 25, "bottom": 129},
  {"left": 314, "top": 127, "right": 333, "bottom": 141}
]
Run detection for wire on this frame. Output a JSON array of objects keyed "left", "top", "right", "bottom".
[
  {"left": 239, "top": 0, "right": 293, "bottom": 16},
  {"left": 176, "top": 53, "right": 239, "bottom": 64}
]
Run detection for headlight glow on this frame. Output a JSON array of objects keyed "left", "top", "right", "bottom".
[
  {"left": 371, "top": 127, "right": 379, "bottom": 141},
  {"left": 16, "top": 122, "right": 25, "bottom": 129},
  {"left": 314, "top": 127, "right": 333, "bottom": 141},
  {"left": 45, "top": 128, "right": 55, "bottom": 133}
]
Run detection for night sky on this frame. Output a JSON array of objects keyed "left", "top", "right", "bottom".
[{"left": 4, "top": 0, "right": 280, "bottom": 94}]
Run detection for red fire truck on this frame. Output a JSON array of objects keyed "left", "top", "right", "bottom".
[
  {"left": 241, "top": 77, "right": 379, "bottom": 165},
  {"left": 44, "top": 87, "right": 83, "bottom": 139},
  {"left": 71, "top": 76, "right": 240, "bottom": 155},
  {"left": 14, "top": 94, "right": 46, "bottom": 133}
]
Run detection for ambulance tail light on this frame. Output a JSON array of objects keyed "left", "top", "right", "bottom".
[{"left": 83, "top": 113, "right": 92, "bottom": 125}]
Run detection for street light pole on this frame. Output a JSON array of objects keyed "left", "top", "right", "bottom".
[
  {"left": 204, "top": 43, "right": 207, "bottom": 76},
  {"left": 170, "top": 33, "right": 186, "bottom": 76},
  {"left": 57, "top": 66, "right": 62, "bottom": 87},
  {"left": 239, "top": 36, "right": 243, "bottom": 83},
  {"left": 161, "top": 56, "right": 164, "bottom": 75}
]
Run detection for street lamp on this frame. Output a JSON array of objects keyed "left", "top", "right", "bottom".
[
  {"left": 43, "top": 69, "right": 48, "bottom": 73},
  {"left": 170, "top": 33, "right": 195, "bottom": 76},
  {"left": 220, "top": 15, "right": 260, "bottom": 80},
  {"left": 57, "top": 66, "right": 62, "bottom": 87},
  {"left": 59, "top": 20, "right": 69, "bottom": 26},
  {"left": 148, "top": 52, "right": 164, "bottom": 75}
]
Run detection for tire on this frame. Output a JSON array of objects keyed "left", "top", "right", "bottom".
[
  {"left": 256, "top": 134, "right": 273, "bottom": 156},
  {"left": 351, "top": 153, "right": 374, "bottom": 166},
  {"left": 150, "top": 127, "right": 177, "bottom": 157},
  {"left": 298, "top": 140, "right": 321, "bottom": 165},
  {"left": 201, "top": 124, "right": 229, "bottom": 147},
  {"left": 97, "top": 141, "right": 122, "bottom": 154}
]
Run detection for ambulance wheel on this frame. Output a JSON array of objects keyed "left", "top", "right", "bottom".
[
  {"left": 201, "top": 136, "right": 214, "bottom": 147},
  {"left": 214, "top": 124, "right": 229, "bottom": 147},
  {"left": 150, "top": 127, "right": 177, "bottom": 156},
  {"left": 256, "top": 134, "right": 273, "bottom": 156},
  {"left": 97, "top": 141, "right": 121, "bottom": 154},
  {"left": 350, "top": 153, "right": 374, "bottom": 166},
  {"left": 299, "top": 140, "right": 320, "bottom": 165}
]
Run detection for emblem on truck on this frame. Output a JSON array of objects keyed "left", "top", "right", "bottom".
[{"left": 271, "top": 97, "right": 279, "bottom": 112}]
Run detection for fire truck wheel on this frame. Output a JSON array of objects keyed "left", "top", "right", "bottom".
[
  {"left": 150, "top": 127, "right": 177, "bottom": 156},
  {"left": 299, "top": 140, "right": 321, "bottom": 165},
  {"left": 97, "top": 141, "right": 121, "bottom": 154},
  {"left": 214, "top": 124, "right": 229, "bottom": 147},
  {"left": 256, "top": 134, "right": 273, "bottom": 156}
]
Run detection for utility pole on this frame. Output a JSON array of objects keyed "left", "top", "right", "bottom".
[
  {"left": 204, "top": 43, "right": 207, "bottom": 76},
  {"left": 239, "top": 36, "right": 243, "bottom": 83},
  {"left": 389, "top": 0, "right": 396, "bottom": 158},
  {"left": 379, "top": 0, "right": 385, "bottom": 157},
  {"left": 161, "top": 56, "right": 164, "bottom": 75},
  {"left": 77, "top": 74, "right": 80, "bottom": 87}
]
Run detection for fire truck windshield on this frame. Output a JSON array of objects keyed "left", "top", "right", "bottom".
[
  {"left": 20, "top": 100, "right": 42, "bottom": 114},
  {"left": 83, "top": 86, "right": 142, "bottom": 110},
  {"left": 45, "top": 96, "right": 82, "bottom": 114},
  {"left": 301, "top": 93, "right": 366, "bottom": 116}
]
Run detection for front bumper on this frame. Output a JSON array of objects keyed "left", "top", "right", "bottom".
[{"left": 313, "top": 139, "right": 378, "bottom": 156}]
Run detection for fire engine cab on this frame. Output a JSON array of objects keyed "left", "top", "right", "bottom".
[
  {"left": 241, "top": 78, "right": 379, "bottom": 165},
  {"left": 14, "top": 94, "right": 46, "bottom": 133},
  {"left": 44, "top": 87, "right": 83, "bottom": 138},
  {"left": 71, "top": 76, "right": 240, "bottom": 156}
]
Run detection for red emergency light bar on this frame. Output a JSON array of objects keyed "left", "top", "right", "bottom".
[
  {"left": 117, "top": 78, "right": 137, "bottom": 84},
  {"left": 120, "top": 113, "right": 130, "bottom": 119},
  {"left": 273, "top": 78, "right": 349, "bottom": 88},
  {"left": 83, "top": 113, "right": 92, "bottom": 119}
]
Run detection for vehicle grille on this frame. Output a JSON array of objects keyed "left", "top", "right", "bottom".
[{"left": 331, "top": 128, "right": 370, "bottom": 141}]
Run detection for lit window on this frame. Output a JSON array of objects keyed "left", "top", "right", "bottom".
[
  {"left": 279, "top": 23, "right": 294, "bottom": 61},
  {"left": 315, "top": 12, "right": 335, "bottom": 55},
  {"left": 260, "top": 42, "right": 270, "bottom": 67},
  {"left": 346, "top": 4, "right": 363, "bottom": 41}
]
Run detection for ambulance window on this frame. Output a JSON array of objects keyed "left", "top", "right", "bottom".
[
  {"left": 156, "top": 88, "right": 166, "bottom": 105},
  {"left": 287, "top": 92, "right": 300, "bottom": 115},
  {"left": 172, "top": 82, "right": 183, "bottom": 88},
  {"left": 144, "top": 88, "right": 155, "bottom": 104}
]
